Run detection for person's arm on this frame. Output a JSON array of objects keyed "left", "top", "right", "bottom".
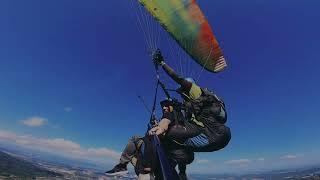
[
  {"left": 160, "top": 63, "right": 192, "bottom": 92},
  {"left": 162, "top": 62, "right": 203, "bottom": 100},
  {"left": 148, "top": 105, "right": 173, "bottom": 136},
  {"left": 153, "top": 50, "right": 192, "bottom": 91},
  {"left": 163, "top": 63, "right": 190, "bottom": 86},
  {"left": 149, "top": 118, "right": 171, "bottom": 136}
]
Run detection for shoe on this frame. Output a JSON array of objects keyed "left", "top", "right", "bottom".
[
  {"left": 179, "top": 172, "right": 187, "bottom": 180},
  {"left": 105, "top": 163, "right": 128, "bottom": 176}
]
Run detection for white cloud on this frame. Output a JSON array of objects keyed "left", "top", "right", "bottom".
[
  {"left": 2, "top": 128, "right": 315, "bottom": 175},
  {"left": 88, "top": 148, "right": 120, "bottom": 158},
  {"left": 0, "top": 130, "right": 120, "bottom": 163},
  {"left": 21, "top": 116, "right": 47, "bottom": 127},
  {"left": 195, "top": 159, "right": 210, "bottom": 164},
  {"left": 64, "top": 107, "right": 72, "bottom": 112},
  {"left": 0, "top": 130, "right": 17, "bottom": 141},
  {"left": 224, "top": 159, "right": 251, "bottom": 165},
  {"left": 281, "top": 154, "right": 304, "bottom": 160}
]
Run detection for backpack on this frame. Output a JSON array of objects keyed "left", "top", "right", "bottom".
[{"left": 185, "top": 88, "right": 227, "bottom": 125}]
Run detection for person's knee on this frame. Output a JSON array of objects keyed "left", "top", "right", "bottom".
[
  {"left": 130, "top": 135, "right": 143, "bottom": 142},
  {"left": 129, "top": 135, "right": 144, "bottom": 146},
  {"left": 168, "top": 149, "right": 194, "bottom": 165},
  {"left": 166, "top": 125, "right": 190, "bottom": 139},
  {"left": 221, "top": 128, "right": 231, "bottom": 149},
  {"left": 126, "top": 135, "right": 144, "bottom": 152}
]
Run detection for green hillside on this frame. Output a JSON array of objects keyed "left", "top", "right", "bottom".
[{"left": 0, "top": 151, "right": 61, "bottom": 179}]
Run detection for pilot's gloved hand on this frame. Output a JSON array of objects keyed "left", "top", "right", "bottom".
[{"left": 152, "top": 49, "right": 165, "bottom": 66}]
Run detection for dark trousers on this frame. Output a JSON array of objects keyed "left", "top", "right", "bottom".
[{"left": 166, "top": 121, "right": 231, "bottom": 152}]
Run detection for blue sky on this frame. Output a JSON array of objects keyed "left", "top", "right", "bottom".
[{"left": 0, "top": 0, "right": 320, "bottom": 174}]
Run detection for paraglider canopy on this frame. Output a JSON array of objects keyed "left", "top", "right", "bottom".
[{"left": 137, "top": 0, "right": 227, "bottom": 73}]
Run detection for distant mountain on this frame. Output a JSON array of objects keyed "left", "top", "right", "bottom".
[
  {"left": 0, "top": 149, "right": 135, "bottom": 180},
  {"left": 1, "top": 144, "right": 320, "bottom": 180},
  {"left": 0, "top": 151, "right": 61, "bottom": 179},
  {"left": 0, "top": 143, "right": 104, "bottom": 171}
]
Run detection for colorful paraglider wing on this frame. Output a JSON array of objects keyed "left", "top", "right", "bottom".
[{"left": 138, "top": 0, "right": 227, "bottom": 73}]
